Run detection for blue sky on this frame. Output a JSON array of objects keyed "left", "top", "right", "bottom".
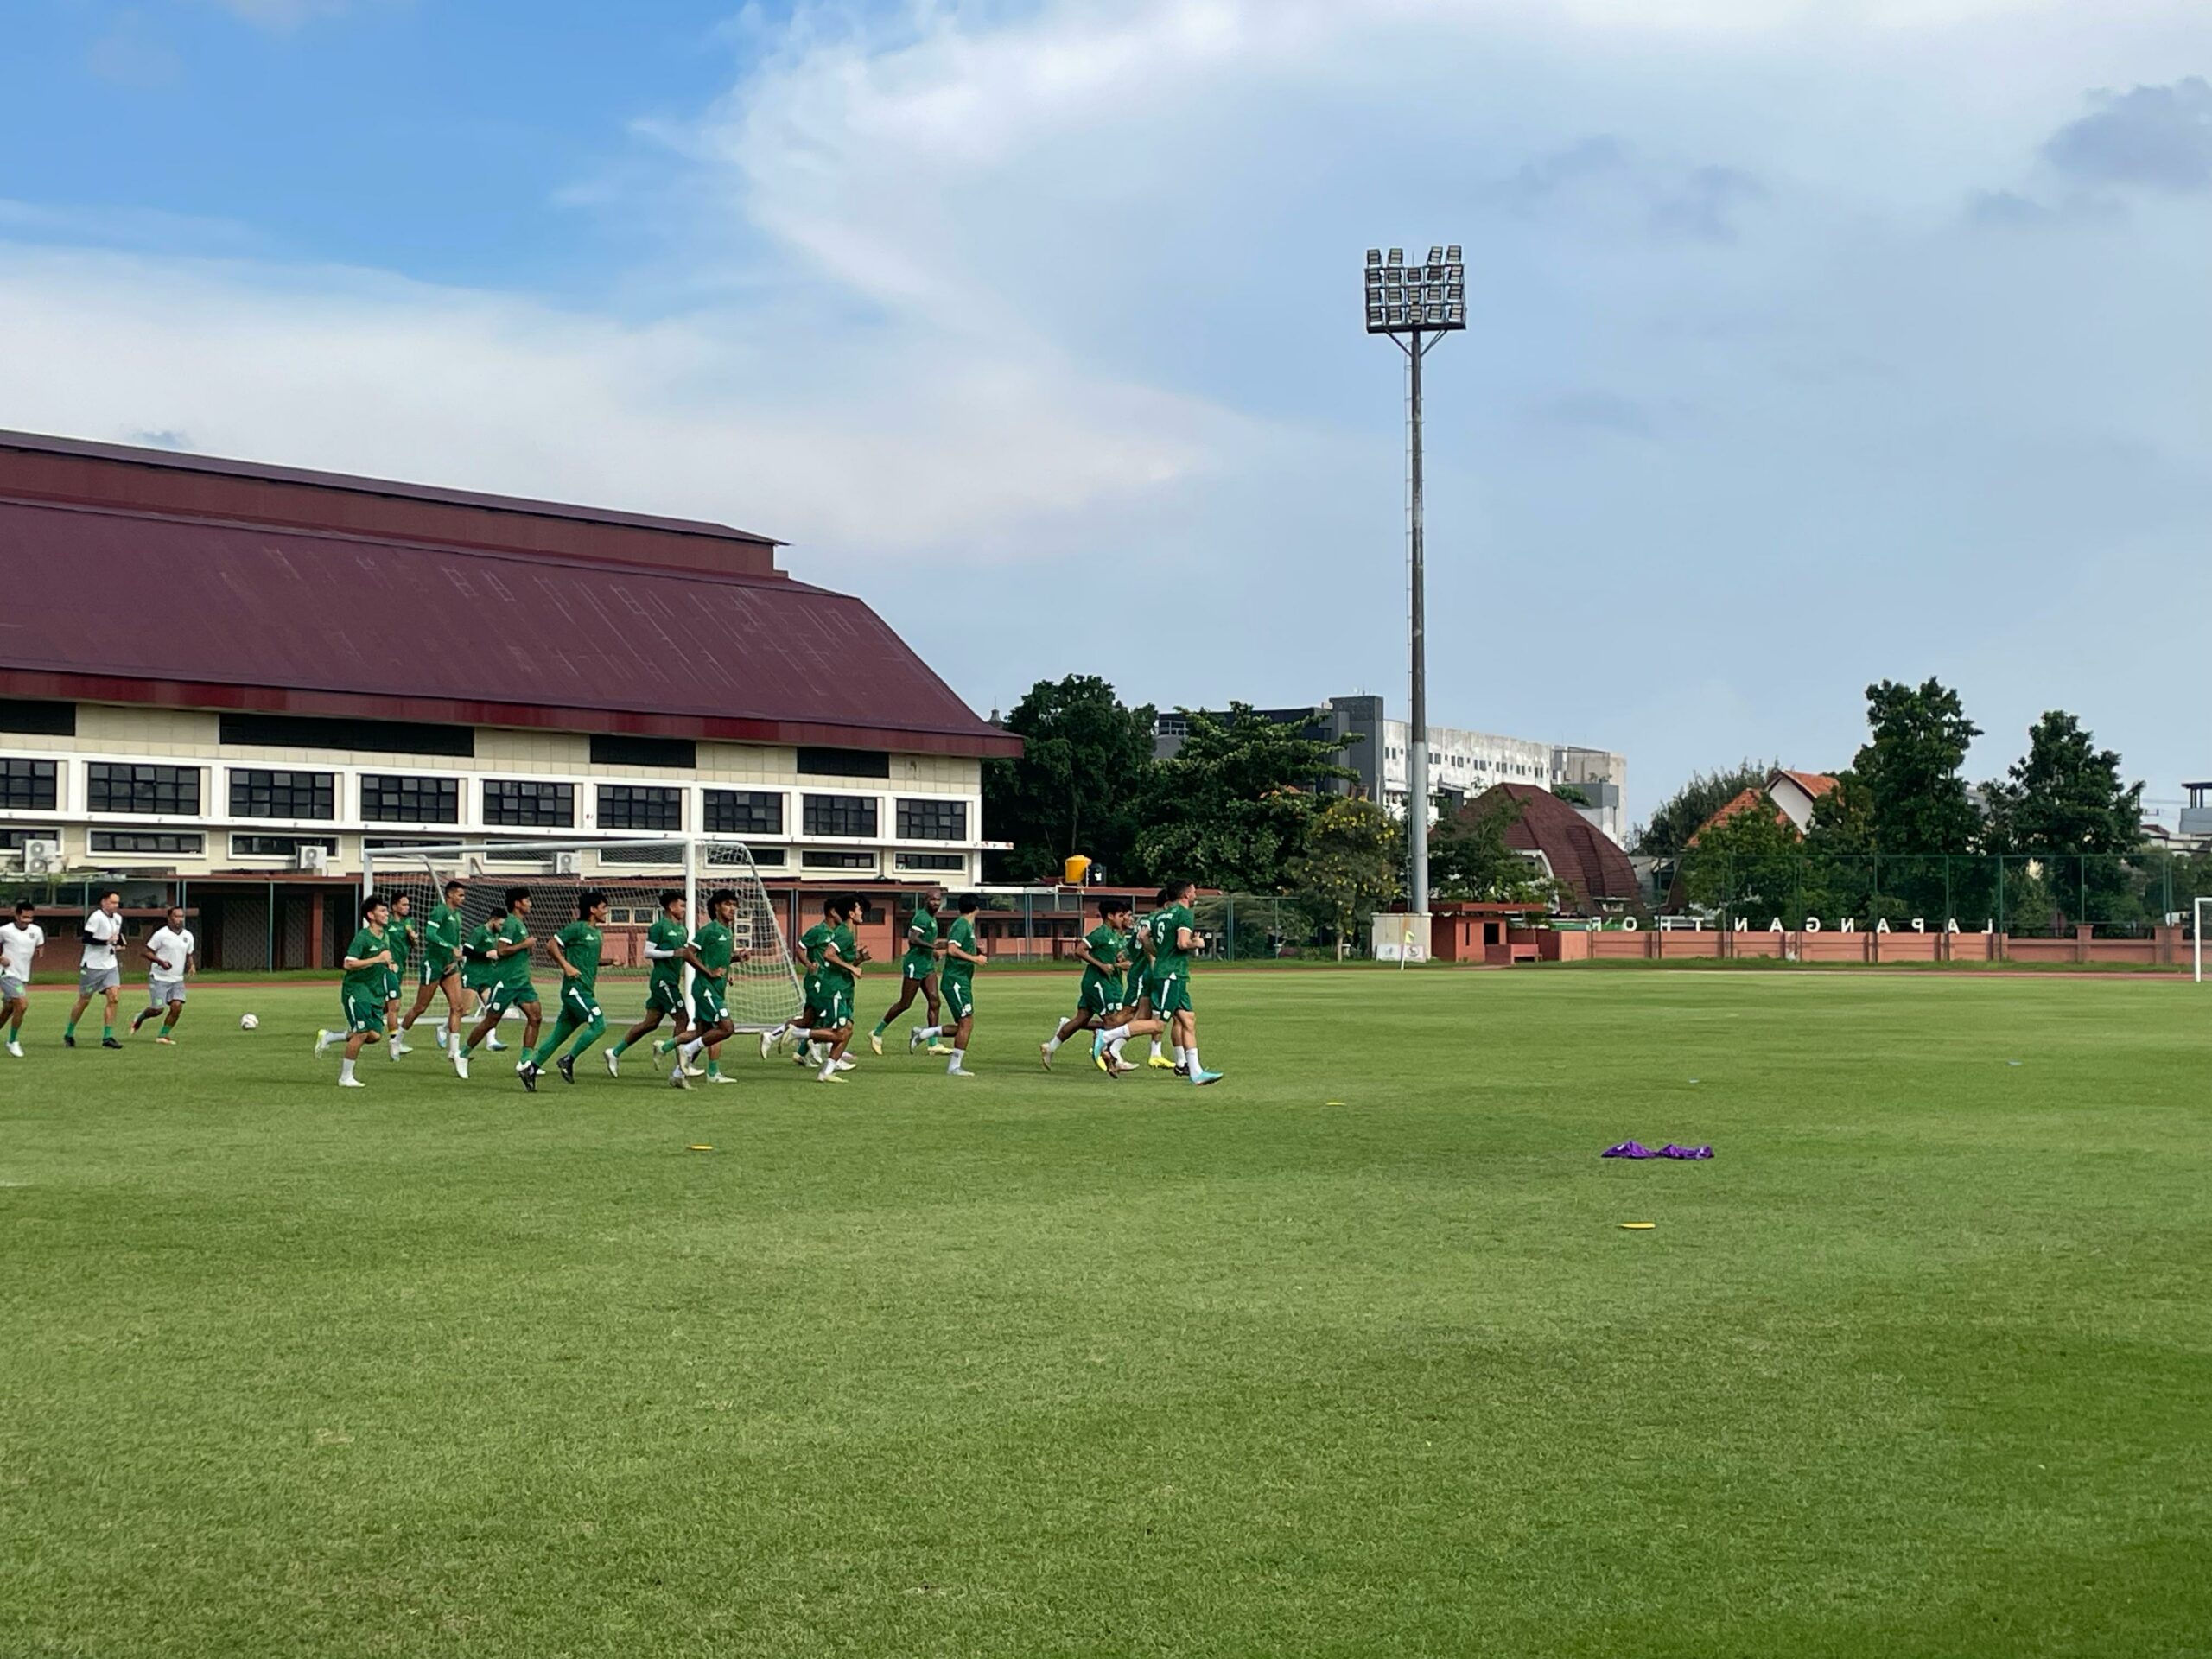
[{"left": 3, "top": 0, "right": 2209, "bottom": 831}]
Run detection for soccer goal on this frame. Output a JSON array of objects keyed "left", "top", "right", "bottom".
[
  {"left": 2197, "top": 896, "right": 2212, "bottom": 984},
  {"left": 361, "top": 836, "right": 804, "bottom": 1031}
]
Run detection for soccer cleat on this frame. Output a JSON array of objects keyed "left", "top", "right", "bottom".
[
  {"left": 1040, "top": 1041, "right": 1054, "bottom": 1071},
  {"left": 62, "top": 1032, "right": 75, "bottom": 1048},
  {"left": 669, "top": 1062, "right": 691, "bottom": 1090},
  {"left": 102, "top": 1037, "right": 124, "bottom": 1051},
  {"left": 313, "top": 1029, "right": 333, "bottom": 1058},
  {"left": 928, "top": 1043, "right": 955, "bottom": 1056},
  {"left": 869, "top": 1032, "right": 884, "bottom": 1056},
  {"left": 389, "top": 1039, "right": 412, "bottom": 1058},
  {"left": 760, "top": 1030, "right": 777, "bottom": 1061},
  {"left": 817, "top": 1071, "right": 848, "bottom": 1084},
  {"left": 686, "top": 1063, "right": 707, "bottom": 1077},
  {"left": 1147, "top": 1053, "right": 1175, "bottom": 1070},
  {"left": 908, "top": 1027, "right": 926, "bottom": 1054},
  {"left": 453, "top": 1052, "right": 470, "bottom": 1080},
  {"left": 1174, "top": 1065, "right": 1189, "bottom": 1077},
  {"left": 557, "top": 1055, "right": 575, "bottom": 1086},
  {"left": 519, "top": 1064, "right": 539, "bottom": 1093},
  {"left": 709, "top": 1072, "right": 738, "bottom": 1085},
  {"left": 1112, "top": 1059, "right": 1138, "bottom": 1074},
  {"left": 433, "top": 1028, "right": 449, "bottom": 1052},
  {"left": 338, "top": 1075, "right": 366, "bottom": 1088},
  {"left": 131, "top": 1009, "right": 152, "bottom": 1033},
  {"left": 156, "top": 1035, "right": 175, "bottom": 1046},
  {"left": 947, "top": 1067, "right": 978, "bottom": 1079},
  {"left": 1190, "top": 1069, "right": 1224, "bottom": 1086},
  {"left": 487, "top": 1037, "right": 507, "bottom": 1052},
  {"left": 603, "top": 1049, "right": 620, "bottom": 1077},
  {"left": 835, "top": 1056, "right": 857, "bottom": 1071},
  {"left": 5, "top": 1041, "right": 21, "bottom": 1058}
]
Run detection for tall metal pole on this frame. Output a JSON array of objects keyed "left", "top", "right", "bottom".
[{"left": 1406, "top": 330, "right": 1430, "bottom": 919}]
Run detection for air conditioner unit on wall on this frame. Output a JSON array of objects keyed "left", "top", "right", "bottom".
[
  {"left": 296, "top": 845, "right": 328, "bottom": 873},
  {"left": 555, "top": 851, "right": 584, "bottom": 875},
  {"left": 24, "top": 838, "right": 62, "bottom": 875}
]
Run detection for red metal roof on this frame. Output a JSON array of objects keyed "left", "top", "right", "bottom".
[
  {"left": 1473, "top": 784, "right": 1640, "bottom": 912},
  {"left": 0, "top": 495, "right": 1020, "bottom": 757}
]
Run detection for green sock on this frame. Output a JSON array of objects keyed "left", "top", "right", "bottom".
[
  {"left": 102, "top": 1024, "right": 114, "bottom": 1040},
  {"left": 567, "top": 1020, "right": 604, "bottom": 1060},
  {"left": 64, "top": 1020, "right": 77, "bottom": 1038},
  {"left": 872, "top": 1020, "right": 887, "bottom": 1037},
  {"left": 707, "top": 1059, "right": 721, "bottom": 1078},
  {"left": 608, "top": 1038, "right": 628, "bottom": 1058}
]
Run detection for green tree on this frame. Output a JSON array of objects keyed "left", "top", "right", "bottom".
[
  {"left": 1681, "top": 796, "right": 1804, "bottom": 922},
  {"left": 1431, "top": 792, "right": 1558, "bottom": 905},
  {"left": 1135, "top": 704, "right": 1356, "bottom": 893},
  {"left": 1816, "top": 677, "right": 1981, "bottom": 854},
  {"left": 1983, "top": 711, "right": 2146, "bottom": 931},
  {"left": 1630, "top": 760, "right": 1775, "bottom": 855},
  {"left": 982, "top": 676, "right": 1157, "bottom": 884},
  {"left": 1287, "top": 797, "right": 1402, "bottom": 956},
  {"left": 1551, "top": 783, "right": 1592, "bottom": 808}
]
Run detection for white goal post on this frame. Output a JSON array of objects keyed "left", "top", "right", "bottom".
[
  {"left": 361, "top": 836, "right": 804, "bottom": 1031},
  {"left": 2197, "top": 896, "right": 2211, "bottom": 984}
]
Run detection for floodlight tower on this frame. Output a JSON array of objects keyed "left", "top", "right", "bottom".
[{"left": 1363, "top": 244, "right": 1465, "bottom": 925}]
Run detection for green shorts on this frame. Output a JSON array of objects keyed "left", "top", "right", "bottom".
[
  {"left": 901, "top": 953, "right": 937, "bottom": 982},
  {"left": 383, "top": 969, "right": 404, "bottom": 1003},
  {"left": 1150, "top": 970, "right": 1192, "bottom": 1016},
  {"left": 559, "top": 982, "right": 601, "bottom": 1024},
  {"left": 462, "top": 968, "right": 494, "bottom": 996},
  {"left": 486, "top": 982, "right": 538, "bottom": 1014},
  {"left": 940, "top": 976, "right": 975, "bottom": 1022},
  {"left": 815, "top": 982, "right": 854, "bottom": 1029},
  {"left": 691, "top": 981, "right": 729, "bottom": 1027},
  {"left": 421, "top": 955, "right": 456, "bottom": 988},
  {"left": 645, "top": 977, "right": 686, "bottom": 1017},
  {"left": 342, "top": 988, "right": 386, "bottom": 1036},
  {"left": 1077, "top": 978, "right": 1125, "bottom": 1018}
]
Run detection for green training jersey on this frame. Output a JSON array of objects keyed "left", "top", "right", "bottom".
[
  {"left": 1079, "top": 924, "right": 1127, "bottom": 996},
  {"left": 694, "top": 919, "right": 734, "bottom": 980},
  {"left": 1147, "top": 904, "right": 1195, "bottom": 978},
  {"left": 824, "top": 920, "right": 860, "bottom": 988},
  {"left": 341, "top": 926, "right": 391, "bottom": 998},
  {"left": 555, "top": 919, "right": 603, "bottom": 993},
  {"left": 645, "top": 915, "right": 689, "bottom": 988},
  {"left": 385, "top": 915, "right": 414, "bottom": 969},
  {"left": 904, "top": 906, "right": 939, "bottom": 963},
  {"left": 424, "top": 903, "right": 462, "bottom": 966},
  {"left": 799, "top": 922, "right": 833, "bottom": 976},
  {"left": 941, "top": 915, "right": 979, "bottom": 983},
  {"left": 496, "top": 912, "right": 533, "bottom": 989},
  {"left": 461, "top": 920, "right": 501, "bottom": 986}
]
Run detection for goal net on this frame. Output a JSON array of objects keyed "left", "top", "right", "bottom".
[{"left": 360, "top": 837, "right": 804, "bottom": 1032}]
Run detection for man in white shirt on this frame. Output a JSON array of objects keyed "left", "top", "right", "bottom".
[
  {"left": 65, "top": 887, "right": 126, "bottom": 1050},
  {"left": 131, "top": 905, "right": 196, "bottom": 1045},
  {"left": 0, "top": 898, "right": 45, "bottom": 1058}
]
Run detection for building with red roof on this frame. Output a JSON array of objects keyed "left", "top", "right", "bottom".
[{"left": 1459, "top": 783, "right": 1641, "bottom": 914}]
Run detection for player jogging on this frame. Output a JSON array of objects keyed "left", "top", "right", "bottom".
[
  {"left": 912, "top": 893, "right": 982, "bottom": 1077},
  {"left": 606, "top": 890, "right": 691, "bottom": 1077},
  {"left": 453, "top": 887, "right": 540, "bottom": 1081},
  {"left": 1042, "top": 896, "right": 1144, "bottom": 1073},
  {"left": 315, "top": 894, "right": 395, "bottom": 1087},
  {"left": 1117, "top": 895, "right": 1173, "bottom": 1071},
  {"left": 671, "top": 888, "right": 747, "bottom": 1088},
  {"left": 63, "top": 887, "right": 125, "bottom": 1050},
  {"left": 868, "top": 888, "right": 944, "bottom": 1055},
  {"left": 766, "top": 895, "right": 853, "bottom": 1071},
  {"left": 455, "top": 897, "right": 512, "bottom": 1057},
  {"left": 522, "top": 890, "right": 609, "bottom": 1090},
  {"left": 130, "top": 905, "right": 195, "bottom": 1043},
  {"left": 0, "top": 899, "right": 46, "bottom": 1057},
  {"left": 381, "top": 892, "right": 417, "bottom": 1059},
  {"left": 799, "top": 895, "right": 866, "bottom": 1084},
  {"left": 1142, "top": 879, "right": 1219, "bottom": 1085},
  {"left": 397, "top": 880, "right": 467, "bottom": 1054}
]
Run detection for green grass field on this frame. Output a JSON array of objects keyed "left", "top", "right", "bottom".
[{"left": 5, "top": 969, "right": 2209, "bottom": 1656}]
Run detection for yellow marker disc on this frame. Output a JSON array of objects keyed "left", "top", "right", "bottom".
[
  {"left": 1325, "top": 1100, "right": 1346, "bottom": 1107},
  {"left": 687, "top": 1144, "right": 715, "bottom": 1152},
  {"left": 1619, "top": 1222, "right": 1656, "bottom": 1230}
]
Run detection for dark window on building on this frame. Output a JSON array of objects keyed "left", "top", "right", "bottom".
[
  {"left": 230, "top": 768, "right": 336, "bottom": 821},
  {"left": 0, "top": 700, "right": 75, "bottom": 737},
  {"left": 0, "top": 827, "right": 58, "bottom": 853},
  {"left": 803, "top": 849, "right": 876, "bottom": 870},
  {"left": 0, "top": 758, "right": 59, "bottom": 811},
  {"left": 484, "top": 779, "right": 575, "bottom": 828},
  {"left": 895, "top": 798, "right": 967, "bottom": 841},
  {"left": 362, "top": 774, "right": 461, "bottom": 825},
  {"left": 88, "top": 763, "right": 200, "bottom": 816},
  {"left": 704, "top": 789, "right": 783, "bottom": 836},
  {"left": 90, "top": 831, "right": 204, "bottom": 855},
  {"left": 802, "top": 793, "right": 878, "bottom": 838},
  {"left": 589, "top": 734, "right": 696, "bottom": 769},
  {"left": 895, "top": 851, "right": 966, "bottom": 872},
  {"left": 231, "top": 835, "right": 340, "bottom": 858},
  {"left": 798, "top": 747, "right": 891, "bottom": 779},
  {"left": 599, "top": 785, "right": 683, "bottom": 833},
  {"left": 219, "top": 712, "right": 474, "bottom": 757},
  {"left": 746, "top": 847, "right": 786, "bottom": 868}
]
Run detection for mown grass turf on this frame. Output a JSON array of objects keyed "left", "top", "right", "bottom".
[{"left": 4, "top": 970, "right": 2209, "bottom": 1656}]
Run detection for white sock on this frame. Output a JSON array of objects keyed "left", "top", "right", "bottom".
[
  {"left": 1185, "top": 1044, "right": 1202, "bottom": 1077},
  {"left": 1109, "top": 1037, "right": 1128, "bottom": 1060},
  {"left": 1044, "top": 1031, "right": 1062, "bottom": 1053},
  {"left": 679, "top": 1037, "right": 705, "bottom": 1064},
  {"left": 818, "top": 1056, "right": 837, "bottom": 1078},
  {"left": 948, "top": 1048, "right": 964, "bottom": 1073},
  {"left": 1149, "top": 1038, "right": 1164, "bottom": 1058},
  {"left": 1173, "top": 1046, "right": 1185, "bottom": 1067},
  {"left": 917, "top": 1025, "right": 940, "bottom": 1041},
  {"left": 340, "top": 1058, "right": 356, "bottom": 1082},
  {"left": 1101, "top": 1023, "right": 1131, "bottom": 1045}
]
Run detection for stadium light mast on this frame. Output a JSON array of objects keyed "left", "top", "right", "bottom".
[{"left": 1363, "top": 244, "right": 1465, "bottom": 928}]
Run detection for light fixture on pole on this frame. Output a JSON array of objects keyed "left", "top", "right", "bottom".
[{"left": 1364, "top": 242, "right": 1464, "bottom": 937}]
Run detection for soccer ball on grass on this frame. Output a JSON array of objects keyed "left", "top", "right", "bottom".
[{"left": 238, "top": 1013, "right": 260, "bottom": 1031}]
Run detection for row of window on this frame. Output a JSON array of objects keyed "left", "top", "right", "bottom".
[{"left": 0, "top": 760, "right": 969, "bottom": 838}]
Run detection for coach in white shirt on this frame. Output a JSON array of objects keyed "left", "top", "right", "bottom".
[
  {"left": 132, "top": 905, "right": 197, "bottom": 1044},
  {"left": 0, "top": 897, "right": 44, "bottom": 1057},
  {"left": 65, "top": 887, "right": 126, "bottom": 1050}
]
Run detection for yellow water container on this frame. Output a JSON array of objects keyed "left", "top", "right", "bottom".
[{"left": 1063, "top": 855, "right": 1092, "bottom": 887}]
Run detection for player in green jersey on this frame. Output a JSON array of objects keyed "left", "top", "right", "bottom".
[
  {"left": 454, "top": 887, "right": 539, "bottom": 1082},
  {"left": 766, "top": 895, "right": 863, "bottom": 1078},
  {"left": 671, "top": 888, "right": 749, "bottom": 1088},
  {"left": 1041, "top": 896, "right": 1152, "bottom": 1074},
  {"left": 379, "top": 892, "right": 418, "bottom": 1060},
  {"left": 868, "top": 888, "right": 944, "bottom": 1055},
  {"left": 606, "top": 889, "right": 694, "bottom": 1077},
  {"left": 766, "top": 894, "right": 845, "bottom": 1068},
  {"left": 314, "top": 894, "right": 395, "bottom": 1088},
  {"left": 909, "top": 893, "right": 982, "bottom": 1077},
  {"left": 521, "top": 890, "right": 609, "bottom": 1090},
  {"left": 1135, "top": 878, "right": 1218, "bottom": 1084},
  {"left": 397, "top": 880, "right": 469, "bottom": 1057}
]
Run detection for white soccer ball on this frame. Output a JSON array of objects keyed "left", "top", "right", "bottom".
[{"left": 238, "top": 1013, "right": 260, "bottom": 1031}]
